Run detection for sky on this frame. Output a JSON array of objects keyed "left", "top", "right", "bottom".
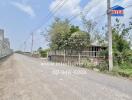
[{"left": 0, "top": 0, "right": 132, "bottom": 51}]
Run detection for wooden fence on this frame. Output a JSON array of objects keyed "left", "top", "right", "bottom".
[{"left": 48, "top": 50, "right": 106, "bottom": 66}]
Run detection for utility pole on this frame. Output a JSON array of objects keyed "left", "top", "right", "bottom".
[
  {"left": 31, "top": 33, "right": 34, "bottom": 55},
  {"left": 107, "top": 0, "right": 113, "bottom": 71}
]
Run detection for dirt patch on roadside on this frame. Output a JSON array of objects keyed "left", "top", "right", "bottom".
[
  {"left": 0, "top": 55, "right": 17, "bottom": 99},
  {"left": 0, "top": 55, "right": 13, "bottom": 65}
]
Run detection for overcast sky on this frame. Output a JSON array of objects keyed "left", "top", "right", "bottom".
[{"left": 0, "top": 0, "right": 131, "bottom": 51}]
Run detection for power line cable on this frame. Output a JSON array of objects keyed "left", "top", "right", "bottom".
[
  {"left": 20, "top": 0, "right": 68, "bottom": 51},
  {"left": 69, "top": 4, "right": 132, "bottom": 22},
  {"left": 20, "top": 1, "right": 132, "bottom": 51}
]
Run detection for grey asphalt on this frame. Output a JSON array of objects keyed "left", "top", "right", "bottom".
[{"left": 0, "top": 54, "right": 132, "bottom": 100}]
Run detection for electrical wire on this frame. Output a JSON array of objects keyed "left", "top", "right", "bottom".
[
  {"left": 20, "top": 0, "right": 68, "bottom": 51},
  {"left": 20, "top": 1, "right": 132, "bottom": 51}
]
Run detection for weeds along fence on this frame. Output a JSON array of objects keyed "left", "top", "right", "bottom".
[{"left": 48, "top": 50, "right": 106, "bottom": 66}]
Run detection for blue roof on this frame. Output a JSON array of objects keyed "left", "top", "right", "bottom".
[{"left": 112, "top": 5, "right": 125, "bottom": 10}]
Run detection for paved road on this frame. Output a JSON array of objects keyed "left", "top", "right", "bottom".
[{"left": 0, "top": 54, "right": 132, "bottom": 100}]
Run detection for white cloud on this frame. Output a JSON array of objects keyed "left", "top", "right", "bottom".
[
  {"left": 83, "top": 0, "right": 105, "bottom": 16},
  {"left": 49, "top": 0, "right": 81, "bottom": 18},
  {"left": 83, "top": 0, "right": 132, "bottom": 24},
  {"left": 11, "top": 2, "right": 36, "bottom": 18},
  {"left": 49, "top": 0, "right": 132, "bottom": 26},
  {"left": 82, "top": 0, "right": 132, "bottom": 44}
]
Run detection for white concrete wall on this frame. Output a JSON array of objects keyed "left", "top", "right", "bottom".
[
  {"left": 0, "top": 29, "right": 4, "bottom": 41},
  {"left": 0, "top": 29, "right": 12, "bottom": 58}
]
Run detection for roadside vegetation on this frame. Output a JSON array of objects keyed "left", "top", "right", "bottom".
[
  {"left": 41, "top": 17, "right": 132, "bottom": 78},
  {"left": 47, "top": 17, "right": 90, "bottom": 51},
  {"left": 111, "top": 19, "right": 132, "bottom": 78},
  {"left": 38, "top": 47, "right": 50, "bottom": 57}
]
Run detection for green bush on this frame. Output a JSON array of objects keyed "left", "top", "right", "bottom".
[
  {"left": 112, "top": 63, "right": 132, "bottom": 78},
  {"left": 99, "top": 49, "right": 108, "bottom": 58},
  {"left": 118, "top": 69, "right": 132, "bottom": 77},
  {"left": 39, "top": 49, "right": 50, "bottom": 57},
  {"left": 120, "top": 63, "right": 132, "bottom": 69},
  {"left": 40, "top": 50, "right": 47, "bottom": 57},
  {"left": 97, "top": 61, "right": 109, "bottom": 71},
  {"left": 81, "top": 59, "right": 96, "bottom": 69}
]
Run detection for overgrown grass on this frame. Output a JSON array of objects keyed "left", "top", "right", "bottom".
[
  {"left": 112, "top": 63, "right": 132, "bottom": 78},
  {"left": 81, "top": 60, "right": 132, "bottom": 78},
  {"left": 81, "top": 59, "right": 97, "bottom": 69}
]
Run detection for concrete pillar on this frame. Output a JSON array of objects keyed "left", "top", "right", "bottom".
[
  {"left": 0, "top": 29, "right": 4, "bottom": 41},
  {"left": 0, "top": 29, "right": 4, "bottom": 57}
]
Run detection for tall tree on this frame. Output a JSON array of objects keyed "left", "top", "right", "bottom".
[
  {"left": 69, "top": 31, "right": 90, "bottom": 52},
  {"left": 81, "top": 15, "right": 97, "bottom": 43},
  {"left": 48, "top": 18, "right": 71, "bottom": 50},
  {"left": 48, "top": 18, "right": 91, "bottom": 51},
  {"left": 112, "top": 19, "right": 132, "bottom": 64}
]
